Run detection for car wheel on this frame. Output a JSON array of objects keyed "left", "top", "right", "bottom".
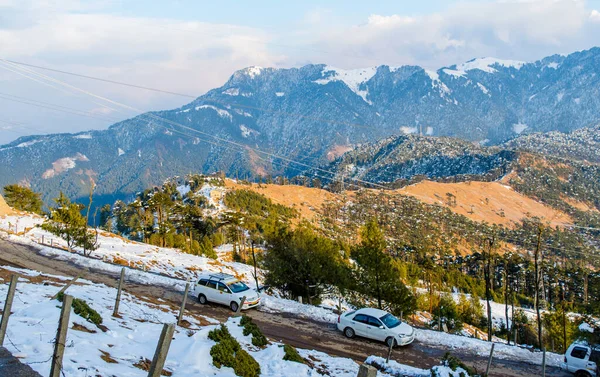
[
  {"left": 198, "top": 294, "right": 207, "bottom": 304},
  {"left": 343, "top": 327, "right": 355, "bottom": 338},
  {"left": 230, "top": 301, "right": 239, "bottom": 312},
  {"left": 385, "top": 337, "right": 397, "bottom": 348},
  {"left": 575, "top": 371, "right": 592, "bottom": 377}
]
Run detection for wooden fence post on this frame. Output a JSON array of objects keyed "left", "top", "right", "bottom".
[
  {"left": 385, "top": 338, "right": 394, "bottom": 363},
  {"left": 0, "top": 275, "right": 18, "bottom": 346},
  {"left": 51, "top": 275, "right": 81, "bottom": 300},
  {"left": 485, "top": 343, "right": 495, "bottom": 377},
  {"left": 541, "top": 348, "right": 546, "bottom": 377},
  {"left": 113, "top": 268, "right": 125, "bottom": 317},
  {"left": 50, "top": 294, "right": 73, "bottom": 377},
  {"left": 298, "top": 296, "right": 303, "bottom": 304},
  {"left": 147, "top": 324, "right": 175, "bottom": 377},
  {"left": 356, "top": 363, "right": 377, "bottom": 377},
  {"left": 234, "top": 296, "right": 246, "bottom": 317},
  {"left": 177, "top": 282, "right": 190, "bottom": 326}
]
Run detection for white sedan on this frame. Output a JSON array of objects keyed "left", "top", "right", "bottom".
[{"left": 337, "top": 308, "right": 415, "bottom": 347}]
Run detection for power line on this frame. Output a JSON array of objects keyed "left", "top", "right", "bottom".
[
  {"left": 1, "top": 59, "right": 376, "bottom": 130},
  {"left": 0, "top": 60, "right": 385, "bottom": 190}
]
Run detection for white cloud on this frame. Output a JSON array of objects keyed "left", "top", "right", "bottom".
[
  {"left": 591, "top": 10, "right": 600, "bottom": 22},
  {"left": 301, "top": 0, "right": 599, "bottom": 69}
]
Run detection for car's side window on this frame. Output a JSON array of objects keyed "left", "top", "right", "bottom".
[
  {"left": 198, "top": 278, "right": 208, "bottom": 286},
  {"left": 367, "top": 316, "right": 383, "bottom": 327},
  {"left": 571, "top": 346, "right": 589, "bottom": 359},
  {"left": 353, "top": 314, "right": 368, "bottom": 324},
  {"left": 218, "top": 282, "right": 230, "bottom": 293},
  {"left": 206, "top": 281, "right": 217, "bottom": 289}
]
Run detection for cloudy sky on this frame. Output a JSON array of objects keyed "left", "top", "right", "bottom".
[{"left": 1, "top": 0, "right": 600, "bottom": 145}]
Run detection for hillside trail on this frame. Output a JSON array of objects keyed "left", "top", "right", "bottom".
[{"left": 0, "top": 237, "right": 568, "bottom": 377}]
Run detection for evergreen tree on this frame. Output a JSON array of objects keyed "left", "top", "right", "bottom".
[
  {"left": 3, "top": 184, "right": 43, "bottom": 214},
  {"left": 351, "top": 219, "right": 416, "bottom": 314},
  {"left": 42, "top": 192, "right": 98, "bottom": 254}
]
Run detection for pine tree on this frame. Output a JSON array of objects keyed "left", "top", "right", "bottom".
[{"left": 3, "top": 184, "right": 43, "bottom": 214}]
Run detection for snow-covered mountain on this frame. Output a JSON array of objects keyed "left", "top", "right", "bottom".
[{"left": 1, "top": 47, "right": 600, "bottom": 204}]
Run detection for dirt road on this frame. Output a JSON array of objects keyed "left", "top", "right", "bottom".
[{"left": 0, "top": 237, "right": 568, "bottom": 377}]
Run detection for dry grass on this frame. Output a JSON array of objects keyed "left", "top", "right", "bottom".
[
  {"left": 0, "top": 194, "right": 13, "bottom": 216},
  {"left": 133, "top": 357, "right": 172, "bottom": 376},
  {"left": 396, "top": 180, "right": 572, "bottom": 228},
  {"left": 224, "top": 179, "right": 336, "bottom": 223},
  {"left": 100, "top": 350, "right": 118, "bottom": 364}
]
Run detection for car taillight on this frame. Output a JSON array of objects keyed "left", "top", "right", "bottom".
[
  {"left": 338, "top": 315, "right": 341, "bottom": 323},
  {"left": 564, "top": 356, "right": 567, "bottom": 362}
]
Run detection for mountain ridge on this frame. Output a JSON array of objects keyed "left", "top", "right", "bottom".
[{"left": 2, "top": 47, "right": 600, "bottom": 207}]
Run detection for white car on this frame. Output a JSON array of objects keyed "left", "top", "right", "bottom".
[
  {"left": 337, "top": 308, "right": 415, "bottom": 347},
  {"left": 193, "top": 273, "right": 260, "bottom": 312},
  {"left": 561, "top": 342, "right": 599, "bottom": 377}
]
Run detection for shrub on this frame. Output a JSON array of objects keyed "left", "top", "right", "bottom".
[
  {"left": 233, "top": 349, "right": 260, "bottom": 377},
  {"left": 209, "top": 323, "right": 261, "bottom": 377},
  {"left": 282, "top": 344, "right": 304, "bottom": 364},
  {"left": 240, "top": 315, "right": 268, "bottom": 348},
  {"left": 57, "top": 292, "right": 103, "bottom": 326},
  {"left": 440, "top": 352, "right": 478, "bottom": 376}
]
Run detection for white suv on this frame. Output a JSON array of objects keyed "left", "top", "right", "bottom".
[
  {"left": 193, "top": 273, "right": 260, "bottom": 312},
  {"left": 561, "top": 342, "right": 599, "bottom": 377}
]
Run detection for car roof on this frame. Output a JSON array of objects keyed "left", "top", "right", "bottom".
[
  {"left": 355, "top": 307, "right": 389, "bottom": 318},
  {"left": 200, "top": 273, "right": 239, "bottom": 283}
]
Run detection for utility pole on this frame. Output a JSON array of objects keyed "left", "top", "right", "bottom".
[
  {"left": 534, "top": 223, "right": 544, "bottom": 351},
  {"left": 251, "top": 241, "right": 260, "bottom": 294}
]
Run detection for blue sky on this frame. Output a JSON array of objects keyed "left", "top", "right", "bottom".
[{"left": 1, "top": 0, "right": 600, "bottom": 144}]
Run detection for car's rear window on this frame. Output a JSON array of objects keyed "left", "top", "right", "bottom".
[{"left": 344, "top": 311, "right": 356, "bottom": 317}]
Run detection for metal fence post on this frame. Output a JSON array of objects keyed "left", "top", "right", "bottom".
[
  {"left": 50, "top": 294, "right": 73, "bottom": 377},
  {"left": 0, "top": 275, "right": 18, "bottom": 346},
  {"left": 113, "top": 267, "right": 125, "bottom": 317},
  {"left": 541, "top": 348, "right": 546, "bottom": 377},
  {"left": 147, "top": 324, "right": 175, "bottom": 377},
  {"left": 385, "top": 338, "right": 394, "bottom": 363},
  {"left": 177, "top": 282, "right": 190, "bottom": 326}
]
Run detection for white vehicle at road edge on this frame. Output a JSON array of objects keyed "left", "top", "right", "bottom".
[
  {"left": 561, "top": 342, "right": 599, "bottom": 377},
  {"left": 337, "top": 307, "right": 415, "bottom": 347},
  {"left": 192, "top": 272, "right": 260, "bottom": 312}
]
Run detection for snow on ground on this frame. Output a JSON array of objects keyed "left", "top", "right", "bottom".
[
  {"left": 416, "top": 327, "right": 560, "bottom": 367},
  {"left": 0, "top": 213, "right": 560, "bottom": 368},
  {"left": 0, "top": 266, "right": 369, "bottom": 377}
]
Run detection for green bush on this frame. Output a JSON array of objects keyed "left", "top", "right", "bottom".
[
  {"left": 282, "top": 344, "right": 304, "bottom": 364},
  {"left": 209, "top": 324, "right": 261, "bottom": 377},
  {"left": 57, "top": 292, "right": 103, "bottom": 325},
  {"left": 240, "top": 315, "right": 268, "bottom": 348},
  {"left": 440, "top": 352, "right": 478, "bottom": 376},
  {"left": 210, "top": 337, "right": 239, "bottom": 368},
  {"left": 233, "top": 349, "right": 260, "bottom": 377},
  {"left": 208, "top": 324, "right": 233, "bottom": 343}
]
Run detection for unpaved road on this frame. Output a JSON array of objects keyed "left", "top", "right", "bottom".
[{"left": 0, "top": 237, "right": 568, "bottom": 377}]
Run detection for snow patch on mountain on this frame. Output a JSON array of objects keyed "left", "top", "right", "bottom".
[
  {"left": 195, "top": 105, "right": 233, "bottom": 121},
  {"left": 244, "top": 66, "right": 263, "bottom": 79},
  {"left": 400, "top": 126, "right": 418, "bottom": 134},
  {"left": 477, "top": 83, "right": 490, "bottom": 95},
  {"left": 16, "top": 139, "right": 41, "bottom": 148},
  {"left": 455, "top": 57, "right": 526, "bottom": 74},
  {"left": 42, "top": 153, "right": 89, "bottom": 179},
  {"left": 315, "top": 66, "right": 377, "bottom": 104},
  {"left": 118, "top": 148, "right": 125, "bottom": 156},
  {"left": 513, "top": 123, "right": 528, "bottom": 134},
  {"left": 222, "top": 87, "right": 240, "bottom": 96},
  {"left": 73, "top": 134, "right": 92, "bottom": 139}
]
